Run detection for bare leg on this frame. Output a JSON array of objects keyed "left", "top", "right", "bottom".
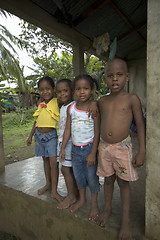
[
  {"left": 38, "top": 157, "right": 51, "bottom": 195},
  {"left": 57, "top": 166, "right": 78, "bottom": 209},
  {"left": 117, "top": 177, "right": 132, "bottom": 240},
  {"left": 88, "top": 192, "right": 99, "bottom": 221},
  {"left": 49, "top": 156, "right": 64, "bottom": 203},
  {"left": 70, "top": 188, "right": 86, "bottom": 213},
  {"left": 96, "top": 174, "right": 116, "bottom": 227}
]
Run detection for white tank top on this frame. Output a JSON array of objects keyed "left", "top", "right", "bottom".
[
  {"left": 58, "top": 101, "right": 74, "bottom": 143},
  {"left": 69, "top": 102, "right": 94, "bottom": 146}
]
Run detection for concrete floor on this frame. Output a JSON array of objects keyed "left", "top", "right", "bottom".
[{"left": 0, "top": 134, "right": 145, "bottom": 239}]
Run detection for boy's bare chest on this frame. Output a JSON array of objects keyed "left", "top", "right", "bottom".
[{"left": 100, "top": 97, "right": 131, "bottom": 116}]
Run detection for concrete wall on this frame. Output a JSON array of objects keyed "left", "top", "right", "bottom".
[
  {"left": 0, "top": 185, "right": 118, "bottom": 240},
  {"left": 127, "top": 47, "right": 146, "bottom": 112},
  {"left": 145, "top": 1, "right": 160, "bottom": 239}
]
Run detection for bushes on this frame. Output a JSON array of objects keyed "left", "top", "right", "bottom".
[{"left": 2, "top": 108, "right": 35, "bottom": 128}]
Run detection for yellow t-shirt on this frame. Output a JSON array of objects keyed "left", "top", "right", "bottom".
[{"left": 33, "top": 98, "right": 60, "bottom": 128}]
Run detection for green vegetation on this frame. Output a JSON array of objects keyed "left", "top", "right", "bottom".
[{"left": 2, "top": 109, "right": 35, "bottom": 164}]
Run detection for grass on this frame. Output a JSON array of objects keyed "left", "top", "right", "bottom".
[{"left": 2, "top": 109, "right": 36, "bottom": 164}]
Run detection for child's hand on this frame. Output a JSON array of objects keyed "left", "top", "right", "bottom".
[
  {"left": 37, "top": 97, "right": 44, "bottom": 106},
  {"left": 88, "top": 101, "right": 99, "bottom": 119},
  {"left": 59, "top": 149, "right": 65, "bottom": 162},
  {"left": 86, "top": 153, "right": 96, "bottom": 168},
  {"left": 26, "top": 137, "right": 32, "bottom": 146},
  {"left": 132, "top": 152, "right": 145, "bottom": 168}
]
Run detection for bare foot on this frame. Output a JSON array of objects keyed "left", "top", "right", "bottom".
[
  {"left": 118, "top": 217, "right": 132, "bottom": 240},
  {"left": 95, "top": 209, "right": 111, "bottom": 227},
  {"left": 57, "top": 195, "right": 77, "bottom": 210},
  {"left": 51, "top": 192, "right": 65, "bottom": 203},
  {"left": 37, "top": 184, "right": 50, "bottom": 195},
  {"left": 88, "top": 206, "right": 99, "bottom": 221},
  {"left": 70, "top": 200, "right": 86, "bottom": 213}
]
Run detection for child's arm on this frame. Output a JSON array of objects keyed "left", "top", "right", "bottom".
[
  {"left": 86, "top": 111, "right": 100, "bottom": 168},
  {"left": 131, "top": 95, "right": 146, "bottom": 167},
  {"left": 37, "top": 97, "right": 44, "bottom": 106},
  {"left": 59, "top": 106, "right": 71, "bottom": 162},
  {"left": 87, "top": 100, "right": 99, "bottom": 119},
  {"left": 26, "top": 121, "right": 36, "bottom": 146}
]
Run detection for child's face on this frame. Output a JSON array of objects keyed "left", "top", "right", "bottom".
[
  {"left": 38, "top": 80, "right": 54, "bottom": 103},
  {"left": 56, "top": 82, "right": 72, "bottom": 105},
  {"left": 104, "top": 60, "right": 129, "bottom": 93},
  {"left": 74, "top": 79, "right": 92, "bottom": 102}
]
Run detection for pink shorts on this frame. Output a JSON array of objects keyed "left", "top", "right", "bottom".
[{"left": 97, "top": 136, "right": 138, "bottom": 182}]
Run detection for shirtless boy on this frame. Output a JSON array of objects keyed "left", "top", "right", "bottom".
[{"left": 96, "top": 58, "right": 146, "bottom": 240}]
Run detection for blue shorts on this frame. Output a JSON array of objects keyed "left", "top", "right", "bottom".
[
  {"left": 57, "top": 140, "right": 72, "bottom": 167},
  {"left": 34, "top": 128, "right": 57, "bottom": 157},
  {"left": 71, "top": 143, "right": 100, "bottom": 193}
]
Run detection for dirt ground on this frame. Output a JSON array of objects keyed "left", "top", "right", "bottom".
[{"left": 5, "top": 144, "right": 35, "bottom": 165}]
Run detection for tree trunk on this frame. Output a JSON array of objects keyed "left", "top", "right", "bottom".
[{"left": 0, "top": 93, "right": 5, "bottom": 172}]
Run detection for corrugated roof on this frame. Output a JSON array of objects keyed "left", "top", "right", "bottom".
[{"left": 30, "top": 0, "right": 147, "bottom": 58}]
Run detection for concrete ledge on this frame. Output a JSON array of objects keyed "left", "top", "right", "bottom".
[
  {"left": 0, "top": 184, "right": 118, "bottom": 240},
  {"left": 0, "top": 134, "right": 145, "bottom": 240}
]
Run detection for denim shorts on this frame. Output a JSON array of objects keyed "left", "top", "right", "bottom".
[
  {"left": 71, "top": 143, "right": 100, "bottom": 193},
  {"left": 34, "top": 128, "right": 57, "bottom": 157},
  {"left": 57, "top": 140, "right": 72, "bottom": 167}
]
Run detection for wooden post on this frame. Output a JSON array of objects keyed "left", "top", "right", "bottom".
[{"left": 72, "top": 44, "right": 85, "bottom": 77}]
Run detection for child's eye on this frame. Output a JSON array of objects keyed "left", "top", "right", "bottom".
[
  {"left": 117, "top": 73, "right": 122, "bottom": 77},
  {"left": 64, "top": 89, "right": 68, "bottom": 92},
  {"left": 107, "top": 74, "right": 113, "bottom": 79}
]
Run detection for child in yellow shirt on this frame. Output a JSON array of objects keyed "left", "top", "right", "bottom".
[{"left": 27, "top": 76, "right": 64, "bottom": 202}]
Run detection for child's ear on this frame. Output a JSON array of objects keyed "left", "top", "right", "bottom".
[{"left": 126, "top": 73, "right": 129, "bottom": 82}]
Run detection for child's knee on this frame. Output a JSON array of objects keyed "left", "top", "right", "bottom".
[
  {"left": 49, "top": 157, "right": 58, "bottom": 169},
  {"left": 117, "top": 177, "right": 129, "bottom": 188},
  {"left": 88, "top": 176, "right": 100, "bottom": 193},
  {"left": 104, "top": 174, "right": 116, "bottom": 185}
]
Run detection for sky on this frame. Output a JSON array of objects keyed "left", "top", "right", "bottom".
[{"left": 0, "top": 13, "right": 35, "bottom": 77}]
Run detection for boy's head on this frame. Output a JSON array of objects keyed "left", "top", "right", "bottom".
[{"left": 104, "top": 58, "right": 129, "bottom": 93}]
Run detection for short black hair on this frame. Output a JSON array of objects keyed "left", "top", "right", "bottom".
[
  {"left": 73, "top": 74, "right": 99, "bottom": 90},
  {"left": 56, "top": 78, "right": 72, "bottom": 90},
  {"left": 104, "top": 58, "right": 128, "bottom": 74},
  {"left": 37, "top": 76, "right": 55, "bottom": 89}
]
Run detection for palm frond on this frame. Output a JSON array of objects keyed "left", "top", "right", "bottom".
[{"left": 0, "top": 9, "right": 11, "bottom": 18}]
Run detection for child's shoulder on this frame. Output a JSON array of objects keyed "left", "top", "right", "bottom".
[
  {"left": 49, "top": 97, "right": 58, "bottom": 105},
  {"left": 129, "top": 93, "right": 141, "bottom": 107},
  {"left": 48, "top": 98, "right": 59, "bottom": 111},
  {"left": 98, "top": 94, "right": 109, "bottom": 104},
  {"left": 128, "top": 93, "right": 140, "bottom": 102}
]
